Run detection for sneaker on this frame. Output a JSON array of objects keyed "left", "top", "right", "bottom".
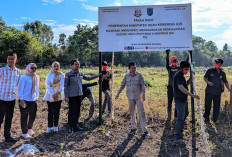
[
  {"left": 22, "top": 133, "right": 31, "bottom": 139},
  {"left": 128, "top": 129, "right": 137, "bottom": 134},
  {"left": 144, "top": 131, "right": 150, "bottom": 137},
  {"left": 5, "top": 137, "right": 18, "bottom": 142},
  {"left": 46, "top": 127, "right": 52, "bottom": 133},
  {"left": 27, "top": 129, "right": 34, "bottom": 136},
  {"left": 54, "top": 126, "right": 59, "bottom": 132}
]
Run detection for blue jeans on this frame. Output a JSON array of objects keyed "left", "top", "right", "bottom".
[{"left": 174, "top": 100, "right": 189, "bottom": 139}]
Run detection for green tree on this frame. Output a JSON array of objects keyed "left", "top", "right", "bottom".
[
  {"left": 58, "top": 33, "right": 66, "bottom": 52},
  {"left": 24, "top": 21, "right": 54, "bottom": 44}
]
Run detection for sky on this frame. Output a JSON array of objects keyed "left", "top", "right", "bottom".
[{"left": 0, "top": 0, "right": 231, "bottom": 50}]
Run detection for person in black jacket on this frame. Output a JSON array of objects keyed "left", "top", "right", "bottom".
[{"left": 203, "top": 58, "right": 230, "bottom": 123}]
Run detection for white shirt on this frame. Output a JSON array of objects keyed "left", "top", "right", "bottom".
[
  {"left": 0, "top": 65, "right": 21, "bottom": 101},
  {"left": 17, "top": 75, "right": 39, "bottom": 101},
  {"left": 43, "top": 72, "right": 65, "bottom": 101}
]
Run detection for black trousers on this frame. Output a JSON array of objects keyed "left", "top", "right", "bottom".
[
  {"left": 167, "top": 86, "right": 177, "bottom": 117},
  {"left": 204, "top": 92, "right": 221, "bottom": 122},
  {"left": 68, "top": 96, "right": 82, "bottom": 127},
  {"left": 19, "top": 101, "right": 37, "bottom": 134},
  {"left": 0, "top": 100, "right": 15, "bottom": 138},
  {"left": 47, "top": 101, "right": 61, "bottom": 128}
]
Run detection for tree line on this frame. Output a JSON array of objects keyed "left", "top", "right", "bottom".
[{"left": 0, "top": 17, "right": 231, "bottom": 67}]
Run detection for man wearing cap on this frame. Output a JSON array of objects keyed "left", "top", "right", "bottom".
[
  {"left": 115, "top": 62, "right": 150, "bottom": 137},
  {"left": 203, "top": 58, "right": 230, "bottom": 123},
  {"left": 166, "top": 49, "right": 179, "bottom": 118},
  {"left": 101, "top": 61, "right": 113, "bottom": 118}
]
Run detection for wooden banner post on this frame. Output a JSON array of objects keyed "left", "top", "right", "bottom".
[
  {"left": 99, "top": 52, "right": 103, "bottom": 125},
  {"left": 111, "top": 52, "right": 115, "bottom": 119}
]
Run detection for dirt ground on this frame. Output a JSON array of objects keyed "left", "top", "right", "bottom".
[{"left": 0, "top": 99, "right": 232, "bottom": 157}]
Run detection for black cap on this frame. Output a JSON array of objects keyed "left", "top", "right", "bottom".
[{"left": 102, "top": 61, "right": 107, "bottom": 66}]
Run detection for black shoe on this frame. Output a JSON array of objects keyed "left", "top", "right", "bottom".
[
  {"left": 73, "top": 125, "right": 84, "bottom": 132},
  {"left": 5, "top": 137, "right": 17, "bottom": 143},
  {"left": 144, "top": 131, "right": 150, "bottom": 137},
  {"left": 77, "top": 125, "right": 84, "bottom": 131},
  {"left": 68, "top": 127, "right": 73, "bottom": 133},
  {"left": 128, "top": 129, "right": 137, "bottom": 134}
]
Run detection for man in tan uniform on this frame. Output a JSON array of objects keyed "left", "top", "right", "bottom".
[{"left": 115, "top": 62, "right": 149, "bottom": 136}]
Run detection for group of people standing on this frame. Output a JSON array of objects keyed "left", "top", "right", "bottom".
[
  {"left": 166, "top": 49, "right": 230, "bottom": 140},
  {"left": 0, "top": 53, "right": 101, "bottom": 141},
  {"left": 0, "top": 50, "right": 230, "bottom": 142}
]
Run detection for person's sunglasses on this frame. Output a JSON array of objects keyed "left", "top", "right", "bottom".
[
  {"left": 31, "top": 67, "right": 37, "bottom": 70},
  {"left": 172, "top": 59, "right": 178, "bottom": 63}
]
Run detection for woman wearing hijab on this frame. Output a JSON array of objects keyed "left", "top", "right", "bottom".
[
  {"left": 18, "top": 63, "right": 39, "bottom": 139},
  {"left": 43, "top": 61, "right": 65, "bottom": 133}
]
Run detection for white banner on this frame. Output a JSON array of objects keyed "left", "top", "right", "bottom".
[{"left": 98, "top": 4, "right": 192, "bottom": 52}]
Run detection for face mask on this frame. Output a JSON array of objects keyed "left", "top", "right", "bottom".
[
  {"left": 103, "top": 66, "right": 107, "bottom": 70},
  {"left": 172, "top": 62, "right": 177, "bottom": 66},
  {"left": 183, "top": 69, "right": 189, "bottom": 75},
  {"left": 214, "top": 64, "right": 220, "bottom": 69}
]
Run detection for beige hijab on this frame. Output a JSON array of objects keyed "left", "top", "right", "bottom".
[
  {"left": 51, "top": 61, "right": 61, "bottom": 84},
  {"left": 24, "top": 63, "right": 38, "bottom": 98}
]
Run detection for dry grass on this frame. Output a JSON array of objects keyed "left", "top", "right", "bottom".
[{"left": 0, "top": 67, "right": 232, "bottom": 156}]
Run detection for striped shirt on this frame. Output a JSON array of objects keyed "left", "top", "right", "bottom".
[{"left": 0, "top": 65, "right": 21, "bottom": 101}]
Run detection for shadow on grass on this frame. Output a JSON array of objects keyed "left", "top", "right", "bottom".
[
  {"left": 6, "top": 118, "right": 101, "bottom": 155},
  {"left": 158, "top": 114, "right": 189, "bottom": 157},
  {"left": 206, "top": 112, "right": 232, "bottom": 157},
  {"left": 110, "top": 133, "right": 146, "bottom": 157},
  {"left": 110, "top": 133, "right": 133, "bottom": 157}
]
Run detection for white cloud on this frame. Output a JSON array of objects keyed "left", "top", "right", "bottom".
[
  {"left": 45, "top": 23, "right": 56, "bottom": 26},
  {"left": 52, "top": 0, "right": 64, "bottom": 3},
  {"left": 81, "top": 4, "right": 98, "bottom": 11},
  {"left": 52, "top": 25, "right": 76, "bottom": 42},
  {"left": 73, "top": 19, "right": 97, "bottom": 24},
  {"left": 42, "top": 0, "right": 64, "bottom": 5},
  {"left": 41, "top": 19, "right": 57, "bottom": 22},
  {"left": 11, "top": 24, "right": 24, "bottom": 27},
  {"left": 107, "top": 2, "right": 121, "bottom": 6},
  {"left": 213, "top": 26, "right": 232, "bottom": 49},
  {"left": 107, "top": 0, "right": 122, "bottom": 6},
  {"left": 190, "top": 0, "right": 232, "bottom": 27},
  {"left": 21, "top": 17, "right": 31, "bottom": 20}
]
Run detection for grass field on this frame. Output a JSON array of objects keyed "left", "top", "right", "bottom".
[{"left": 1, "top": 66, "right": 232, "bottom": 156}]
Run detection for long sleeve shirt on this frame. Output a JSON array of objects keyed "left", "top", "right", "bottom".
[
  {"left": 117, "top": 72, "right": 145, "bottom": 100},
  {"left": 64, "top": 70, "right": 98, "bottom": 98},
  {"left": 82, "top": 82, "right": 98, "bottom": 98},
  {"left": 0, "top": 65, "right": 21, "bottom": 101},
  {"left": 17, "top": 75, "right": 40, "bottom": 101},
  {"left": 43, "top": 72, "right": 65, "bottom": 101}
]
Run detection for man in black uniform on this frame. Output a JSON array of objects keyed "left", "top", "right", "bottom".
[
  {"left": 166, "top": 49, "right": 179, "bottom": 117},
  {"left": 203, "top": 58, "right": 230, "bottom": 123}
]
